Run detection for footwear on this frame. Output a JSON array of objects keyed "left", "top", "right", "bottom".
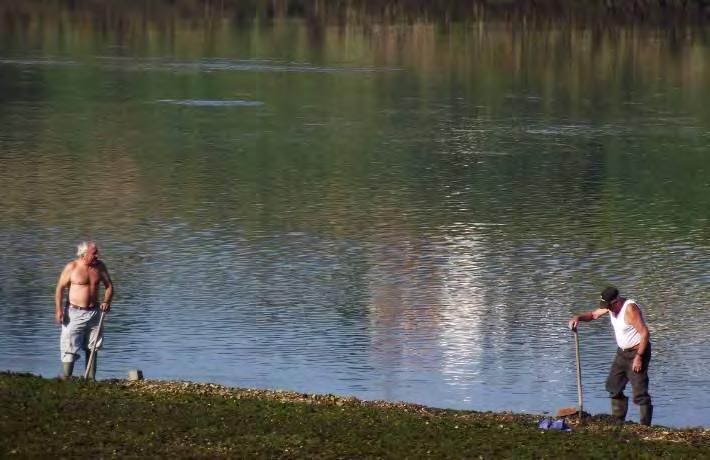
[
  {"left": 611, "top": 396, "right": 628, "bottom": 422},
  {"left": 640, "top": 404, "right": 653, "bottom": 426},
  {"left": 62, "top": 362, "right": 74, "bottom": 379}
]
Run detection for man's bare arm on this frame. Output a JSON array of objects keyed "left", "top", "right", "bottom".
[
  {"left": 54, "top": 263, "right": 72, "bottom": 324},
  {"left": 99, "top": 262, "right": 114, "bottom": 312},
  {"left": 626, "top": 303, "right": 650, "bottom": 372},
  {"left": 568, "top": 308, "right": 608, "bottom": 330}
]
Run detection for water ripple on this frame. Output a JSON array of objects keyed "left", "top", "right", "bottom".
[{"left": 158, "top": 99, "right": 264, "bottom": 107}]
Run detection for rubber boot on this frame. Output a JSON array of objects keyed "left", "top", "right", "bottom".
[
  {"left": 611, "top": 396, "right": 628, "bottom": 423},
  {"left": 85, "top": 351, "right": 97, "bottom": 380},
  {"left": 62, "top": 362, "right": 74, "bottom": 379},
  {"left": 640, "top": 405, "right": 653, "bottom": 426}
]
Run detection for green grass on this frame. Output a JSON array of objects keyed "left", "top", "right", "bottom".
[{"left": 1, "top": 373, "right": 708, "bottom": 458}]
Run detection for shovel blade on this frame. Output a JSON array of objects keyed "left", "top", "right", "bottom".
[{"left": 555, "top": 406, "right": 578, "bottom": 417}]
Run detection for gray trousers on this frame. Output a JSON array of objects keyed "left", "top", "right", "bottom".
[
  {"left": 605, "top": 345, "right": 652, "bottom": 406},
  {"left": 60, "top": 306, "right": 102, "bottom": 363}
]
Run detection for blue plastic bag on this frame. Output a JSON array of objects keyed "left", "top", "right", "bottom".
[{"left": 538, "top": 418, "right": 572, "bottom": 432}]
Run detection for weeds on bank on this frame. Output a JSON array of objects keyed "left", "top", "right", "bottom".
[{"left": 1, "top": 372, "right": 708, "bottom": 458}]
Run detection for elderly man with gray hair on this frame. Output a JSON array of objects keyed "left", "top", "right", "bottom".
[{"left": 54, "top": 241, "right": 114, "bottom": 379}]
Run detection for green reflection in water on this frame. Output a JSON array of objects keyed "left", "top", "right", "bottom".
[
  {"left": 0, "top": 3, "right": 709, "bottom": 428},
  {"left": 0, "top": 4, "right": 708, "bottom": 245}
]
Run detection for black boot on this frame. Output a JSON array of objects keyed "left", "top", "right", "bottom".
[
  {"left": 611, "top": 396, "right": 628, "bottom": 423},
  {"left": 640, "top": 405, "right": 653, "bottom": 426}
]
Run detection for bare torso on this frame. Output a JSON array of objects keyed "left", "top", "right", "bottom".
[
  {"left": 55, "top": 244, "right": 114, "bottom": 324},
  {"left": 66, "top": 260, "right": 106, "bottom": 307}
]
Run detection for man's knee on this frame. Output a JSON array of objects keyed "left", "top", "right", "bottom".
[
  {"left": 630, "top": 376, "right": 651, "bottom": 406},
  {"left": 605, "top": 371, "right": 627, "bottom": 396},
  {"left": 62, "top": 352, "right": 79, "bottom": 363},
  {"left": 632, "top": 392, "right": 652, "bottom": 406},
  {"left": 605, "top": 378, "right": 626, "bottom": 398}
]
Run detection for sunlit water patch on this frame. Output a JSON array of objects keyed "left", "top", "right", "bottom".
[
  {"left": 0, "top": 57, "right": 78, "bottom": 67},
  {"left": 97, "top": 57, "right": 400, "bottom": 74},
  {"left": 158, "top": 99, "right": 264, "bottom": 107}
]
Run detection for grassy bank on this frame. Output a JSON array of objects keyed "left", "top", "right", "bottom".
[{"left": 1, "top": 373, "right": 708, "bottom": 458}]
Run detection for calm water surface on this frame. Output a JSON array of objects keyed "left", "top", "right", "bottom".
[{"left": 1, "top": 9, "right": 709, "bottom": 428}]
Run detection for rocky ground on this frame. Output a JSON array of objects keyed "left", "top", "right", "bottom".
[{"left": 2, "top": 372, "right": 708, "bottom": 458}]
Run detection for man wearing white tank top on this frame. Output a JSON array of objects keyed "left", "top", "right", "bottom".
[{"left": 568, "top": 286, "right": 653, "bottom": 426}]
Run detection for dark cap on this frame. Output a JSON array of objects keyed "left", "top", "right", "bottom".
[{"left": 600, "top": 286, "right": 619, "bottom": 303}]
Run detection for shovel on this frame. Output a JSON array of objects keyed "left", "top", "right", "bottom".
[
  {"left": 556, "top": 329, "right": 583, "bottom": 418},
  {"left": 84, "top": 311, "right": 106, "bottom": 380}
]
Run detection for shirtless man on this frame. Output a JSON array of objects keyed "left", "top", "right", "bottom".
[{"left": 55, "top": 241, "right": 114, "bottom": 379}]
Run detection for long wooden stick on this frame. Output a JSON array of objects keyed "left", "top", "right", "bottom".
[
  {"left": 573, "top": 330, "right": 583, "bottom": 415},
  {"left": 84, "top": 311, "right": 106, "bottom": 380}
]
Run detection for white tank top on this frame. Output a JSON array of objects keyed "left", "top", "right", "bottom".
[{"left": 609, "top": 299, "right": 641, "bottom": 349}]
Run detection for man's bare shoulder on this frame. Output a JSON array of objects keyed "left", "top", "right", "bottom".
[
  {"left": 64, "top": 260, "right": 78, "bottom": 271},
  {"left": 624, "top": 302, "right": 645, "bottom": 321},
  {"left": 58, "top": 260, "right": 77, "bottom": 283}
]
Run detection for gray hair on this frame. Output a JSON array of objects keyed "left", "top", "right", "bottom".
[{"left": 76, "top": 241, "right": 95, "bottom": 258}]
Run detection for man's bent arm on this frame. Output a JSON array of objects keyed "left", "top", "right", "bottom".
[
  {"left": 626, "top": 303, "right": 650, "bottom": 355},
  {"left": 99, "top": 263, "right": 114, "bottom": 311},
  {"left": 569, "top": 308, "right": 608, "bottom": 330}
]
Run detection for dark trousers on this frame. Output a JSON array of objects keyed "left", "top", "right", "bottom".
[{"left": 605, "top": 345, "right": 652, "bottom": 406}]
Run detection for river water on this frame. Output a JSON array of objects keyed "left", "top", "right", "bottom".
[{"left": 1, "top": 6, "right": 709, "bottom": 428}]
